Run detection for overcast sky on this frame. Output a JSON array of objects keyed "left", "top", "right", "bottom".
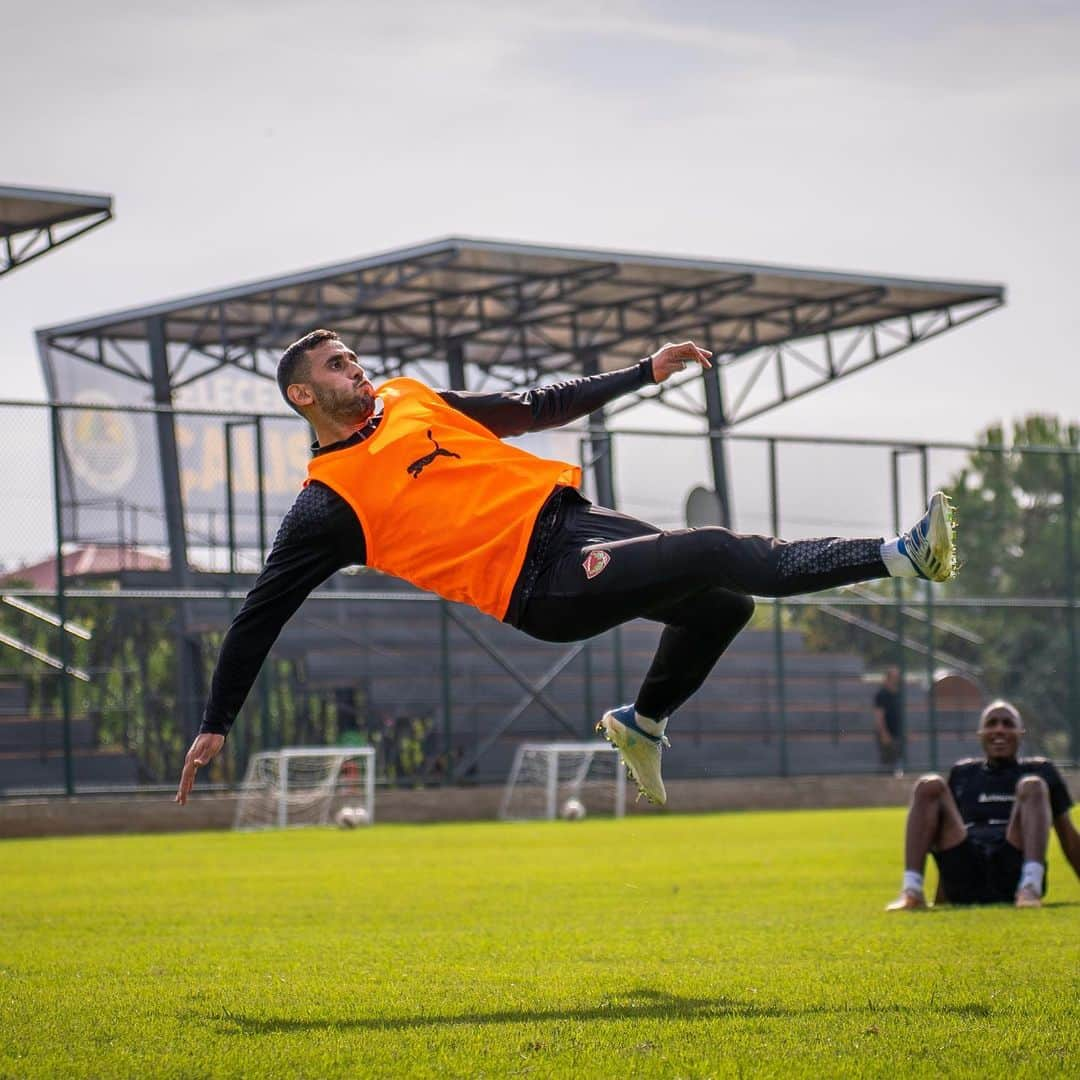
[{"left": 2, "top": 0, "right": 1078, "bottom": 558}]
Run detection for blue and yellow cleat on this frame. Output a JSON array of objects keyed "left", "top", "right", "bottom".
[{"left": 897, "top": 491, "right": 958, "bottom": 583}]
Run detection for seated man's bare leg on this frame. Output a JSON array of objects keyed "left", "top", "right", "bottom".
[
  {"left": 1008, "top": 775, "right": 1051, "bottom": 907},
  {"left": 886, "top": 774, "right": 967, "bottom": 910}
]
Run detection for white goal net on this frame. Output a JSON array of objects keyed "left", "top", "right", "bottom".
[
  {"left": 233, "top": 747, "right": 376, "bottom": 830},
  {"left": 499, "top": 741, "right": 626, "bottom": 821}
]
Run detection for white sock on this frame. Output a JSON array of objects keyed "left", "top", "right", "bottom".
[
  {"left": 1019, "top": 861, "right": 1044, "bottom": 895},
  {"left": 902, "top": 870, "right": 924, "bottom": 895},
  {"left": 881, "top": 537, "right": 917, "bottom": 578},
  {"left": 634, "top": 711, "right": 668, "bottom": 739}
]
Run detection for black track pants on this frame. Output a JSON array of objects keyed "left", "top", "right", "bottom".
[{"left": 516, "top": 496, "right": 886, "bottom": 719}]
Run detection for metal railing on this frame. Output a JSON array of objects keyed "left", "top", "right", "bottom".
[{"left": 0, "top": 398, "right": 1075, "bottom": 795}]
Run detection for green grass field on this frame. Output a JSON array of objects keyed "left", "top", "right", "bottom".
[{"left": 2, "top": 808, "right": 1078, "bottom": 1078}]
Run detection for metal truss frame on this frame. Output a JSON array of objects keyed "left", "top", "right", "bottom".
[
  {"left": 36, "top": 239, "right": 1007, "bottom": 776},
  {"left": 1, "top": 188, "right": 113, "bottom": 279},
  {"left": 606, "top": 294, "right": 1003, "bottom": 427},
  {"left": 38, "top": 241, "right": 1005, "bottom": 422}
]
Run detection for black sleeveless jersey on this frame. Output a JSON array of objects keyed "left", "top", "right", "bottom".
[{"left": 947, "top": 757, "right": 1073, "bottom": 847}]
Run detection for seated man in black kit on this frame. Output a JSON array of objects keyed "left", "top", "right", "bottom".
[{"left": 887, "top": 700, "right": 1080, "bottom": 910}]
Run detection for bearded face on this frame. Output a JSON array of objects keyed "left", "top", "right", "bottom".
[
  {"left": 310, "top": 377, "right": 374, "bottom": 424},
  {"left": 293, "top": 339, "right": 376, "bottom": 427}
]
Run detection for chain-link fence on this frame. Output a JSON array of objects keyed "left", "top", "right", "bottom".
[{"left": 0, "top": 400, "right": 1076, "bottom": 796}]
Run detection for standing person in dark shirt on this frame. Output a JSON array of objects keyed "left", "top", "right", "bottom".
[
  {"left": 886, "top": 700, "right": 1080, "bottom": 910},
  {"left": 873, "top": 666, "right": 903, "bottom": 773},
  {"left": 175, "top": 329, "right": 960, "bottom": 808}
]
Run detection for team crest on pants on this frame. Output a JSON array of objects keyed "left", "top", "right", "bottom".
[{"left": 583, "top": 550, "right": 611, "bottom": 579}]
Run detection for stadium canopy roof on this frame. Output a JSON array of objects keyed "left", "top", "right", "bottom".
[
  {"left": 38, "top": 236, "right": 1003, "bottom": 427},
  {"left": 0, "top": 184, "right": 113, "bottom": 278}
]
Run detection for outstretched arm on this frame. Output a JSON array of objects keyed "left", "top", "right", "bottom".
[
  {"left": 175, "top": 483, "right": 362, "bottom": 804},
  {"left": 440, "top": 341, "right": 713, "bottom": 438}
]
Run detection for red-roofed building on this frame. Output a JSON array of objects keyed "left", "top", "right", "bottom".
[{"left": 0, "top": 545, "right": 170, "bottom": 590}]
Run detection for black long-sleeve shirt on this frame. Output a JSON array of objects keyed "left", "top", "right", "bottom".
[{"left": 200, "top": 359, "right": 655, "bottom": 735}]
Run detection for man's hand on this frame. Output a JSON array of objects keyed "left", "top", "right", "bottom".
[
  {"left": 650, "top": 341, "right": 713, "bottom": 384},
  {"left": 175, "top": 733, "right": 225, "bottom": 806}
]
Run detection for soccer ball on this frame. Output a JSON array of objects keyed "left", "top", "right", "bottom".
[
  {"left": 560, "top": 797, "right": 586, "bottom": 821},
  {"left": 334, "top": 805, "right": 370, "bottom": 829}
]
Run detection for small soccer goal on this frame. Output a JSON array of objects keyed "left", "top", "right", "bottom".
[
  {"left": 499, "top": 741, "right": 626, "bottom": 821},
  {"left": 233, "top": 746, "right": 376, "bottom": 830}
]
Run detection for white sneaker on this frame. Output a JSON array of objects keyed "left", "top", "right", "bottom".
[
  {"left": 597, "top": 704, "right": 668, "bottom": 805},
  {"left": 898, "top": 491, "right": 958, "bottom": 583},
  {"left": 885, "top": 889, "right": 927, "bottom": 912},
  {"left": 1014, "top": 884, "right": 1042, "bottom": 909}
]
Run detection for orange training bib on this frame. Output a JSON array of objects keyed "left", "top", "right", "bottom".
[{"left": 305, "top": 378, "right": 581, "bottom": 619}]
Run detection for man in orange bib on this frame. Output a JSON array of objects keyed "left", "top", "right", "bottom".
[{"left": 177, "top": 329, "right": 958, "bottom": 807}]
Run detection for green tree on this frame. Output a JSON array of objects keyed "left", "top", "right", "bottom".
[
  {"left": 797, "top": 416, "right": 1079, "bottom": 760},
  {"left": 946, "top": 416, "right": 1079, "bottom": 757}
]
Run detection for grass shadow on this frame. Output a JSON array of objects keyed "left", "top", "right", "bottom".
[
  {"left": 929, "top": 899, "right": 1080, "bottom": 914},
  {"left": 187, "top": 988, "right": 992, "bottom": 1036}
]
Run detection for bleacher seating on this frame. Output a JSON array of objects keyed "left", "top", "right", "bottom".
[
  {"left": 0, "top": 680, "right": 139, "bottom": 792},
  {"left": 249, "top": 590, "right": 980, "bottom": 783},
  {"left": 0, "top": 585, "right": 980, "bottom": 793}
]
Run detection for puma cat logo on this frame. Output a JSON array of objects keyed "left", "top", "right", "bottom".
[{"left": 407, "top": 430, "right": 461, "bottom": 478}]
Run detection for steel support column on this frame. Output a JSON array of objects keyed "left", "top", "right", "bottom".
[
  {"left": 580, "top": 349, "right": 615, "bottom": 509},
  {"left": 49, "top": 403, "right": 74, "bottom": 796},
  {"left": 147, "top": 318, "right": 204, "bottom": 742},
  {"left": 701, "top": 358, "right": 733, "bottom": 529},
  {"left": 224, "top": 416, "right": 271, "bottom": 750},
  {"left": 446, "top": 340, "right": 467, "bottom": 391},
  {"left": 439, "top": 341, "right": 466, "bottom": 780},
  {"left": 773, "top": 438, "right": 790, "bottom": 777},
  {"left": 148, "top": 319, "right": 189, "bottom": 579},
  {"left": 921, "top": 449, "right": 938, "bottom": 772},
  {"left": 253, "top": 416, "right": 271, "bottom": 750},
  {"left": 768, "top": 440, "right": 788, "bottom": 776},
  {"left": 891, "top": 451, "right": 908, "bottom": 773},
  {"left": 1063, "top": 451, "right": 1079, "bottom": 763},
  {"left": 223, "top": 421, "right": 245, "bottom": 769},
  {"left": 580, "top": 348, "right": 621, "bottom": 699}
]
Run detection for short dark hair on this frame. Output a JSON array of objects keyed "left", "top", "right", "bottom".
[{"left": 277, "top": 329, "right": 339, "bottom": 412}]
